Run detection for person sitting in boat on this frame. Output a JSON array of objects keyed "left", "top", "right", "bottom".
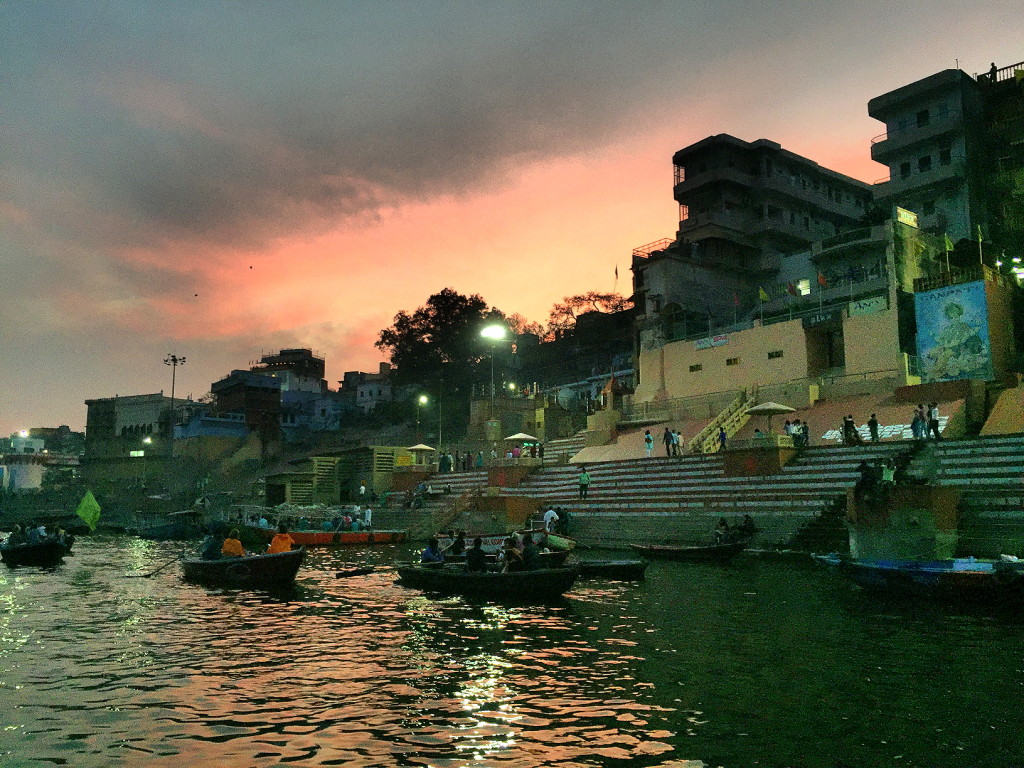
[
  {"left": 26, "top": 521, "right": 43, "bottom": 544},
  {"left": 714, "top": 518, "right": 731, "bottom": 544},
  {"left": 3, "top": 525, "right": 26, "bottom": 547},
  {"left": 199, "top": 530, "right": 223, "bottom": 560},
  {"left": 420, "top": 538, "right": 445, "bottom": 564},
  {"left": 221, "top": 529, "right": 246, "bottom": 558},
  {"left": 499, "top": 537, "right": 524, "bottom": 572},
  {"left": 267, "top": 523, "right": 295, "bottom": 554},
  {"left": 520, "top": 532, "right": 540, "bottom": 570},
  {"left": 465, "top": 537, "right": 488, "bottom": 572},
  {"left": 737, "top": 515, "right": 758, "bottom": 540},
  {"left": 446, "top": 531, "right": 467, "bottom": 558}
]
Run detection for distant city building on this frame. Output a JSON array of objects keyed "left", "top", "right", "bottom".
[
  {"left": 340, "top": 363, "right": 393, "bottom": 413},
  {"left": 83, "top": 393, "right": 177, "bottom": 459},
  {"left": 211, "top": 370, "right": 282, "bottom": 443},
  {"left": 249, "top": 348, "right": 327, "bottom": 393}
]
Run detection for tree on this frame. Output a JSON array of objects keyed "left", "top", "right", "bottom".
[
  {"left": 376, "top": 288, "right": 500, "bottom": 390},
  {"left": 547, "top": 292, "right": 633, "bottom": 336},
  {"left": 506, "top": 313, "right": 546, "bottom": 338}
]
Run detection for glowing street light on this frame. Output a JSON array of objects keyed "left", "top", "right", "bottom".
[
  {"left": 480, "top": 324, "right": 507, "bottom": 412},
  {"left": 164, "top": 353, "right": 186, "bottom": 458},
  {"left": 417, "top": 394, "right": 428, "bottom": 441}
]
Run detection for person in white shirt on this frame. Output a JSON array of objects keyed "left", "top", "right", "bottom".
[{"left": 543, "top": 508, "right": 560, "bottom": 532}]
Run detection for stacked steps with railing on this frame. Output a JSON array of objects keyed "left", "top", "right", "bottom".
[
  {"left": 931, "top": 435, "right": 1024, "bottom": 556},
  {"left": 508, "top": 443, "right": 910, "bottom": 548},
  {"left": 543, "top": 433, "right": 587, "bottom": 464}
]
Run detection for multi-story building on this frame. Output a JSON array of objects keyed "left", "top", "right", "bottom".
[
  {"left": 339, "top": 363, "right": 393, "bottom": 414},
  {"left": 869, "top": 68, "right": 986, "bottom": 242},
  {"left": 634, "top": 134, "right": 873, "bottom": 327},
  {"left": 249, "top": 348, "right": 327, "bottom": 393},
  {"left": 83, "top": 393, "right": 177, "bottom": 459},
  {"left": 869, "top": 57, "right": 1024, "bottom": 253},
  {"left": 211, "top": 370, "right": 282, "bottom": 443}
]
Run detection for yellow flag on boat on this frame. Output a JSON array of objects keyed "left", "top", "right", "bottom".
[{"left": 76, "top": 490, "right": 101, "bottom": 532}]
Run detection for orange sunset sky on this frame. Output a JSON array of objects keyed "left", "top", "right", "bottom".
[{"left": 2, "top": 2, "right": 1022, "bottom": 434}]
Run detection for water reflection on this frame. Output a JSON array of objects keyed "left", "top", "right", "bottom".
[{"left": 1, "top": 540, "right": 1023, "bottom": 767}]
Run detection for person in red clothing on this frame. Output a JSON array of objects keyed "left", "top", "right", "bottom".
[
  {"left": 221, "top": 529, "right": 246, "bottom": 558},
  {"left": 267, "top": 523, "right": 295, "bottom": 554}
]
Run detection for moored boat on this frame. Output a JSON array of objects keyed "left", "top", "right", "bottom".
[
  {"left": 1, "top": 538, "right": 74, "bottom": 568},
  {"left": 629, "top": 540, "right": 748, "bottom": 563},
  {"left": 181, "top": 547, "right": 306, "bottom": 589},
  {"left": 576, "top": 559, "right": 649, "bottom": 580},
  {"left": 244, "top": 527, "right": 407, "bottom": 547},
  {"left": 395, "top": 564, "right": 579, "bottom": 600},
  {"left": 837, "top": 558, "right": 1024, "bottom": 602}
]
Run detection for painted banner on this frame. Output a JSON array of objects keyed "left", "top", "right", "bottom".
[
  {"left": 848, "top": 295, "right": 887, "bottom": 317},
  {"left": 914, "top": 280, "right": 992, "bottom": 382},
  {"left": 695, "top": 334, "right": 728, "bottom": 350}
]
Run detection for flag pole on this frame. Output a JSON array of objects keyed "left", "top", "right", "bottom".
[{"left": 977, "top": 225, "right": 983, "bottom": 266}]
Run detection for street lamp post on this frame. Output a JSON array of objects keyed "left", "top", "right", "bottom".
[
  {"left": 417, "top": 394, "right": 428, "bottom": 442},
  {"left": 480, "top": 325, "right": 507, "bottom": 416},
  {"left": 164, "top": 353, "right": 186, "bottom": 457}
]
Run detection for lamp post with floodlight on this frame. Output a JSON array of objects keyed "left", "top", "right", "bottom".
[
  {"left": 417, "top": 394, "right": 428, "bottom": 443},
  {"left": 480, "top": 324, "right": 507, "bottom": 417},
  {"left": 164, "top": 354, "right": 186, "bottom": 457}
]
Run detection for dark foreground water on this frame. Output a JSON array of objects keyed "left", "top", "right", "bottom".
[{"left": 1, "top": 537, "right": 1022, "bottom": 768}]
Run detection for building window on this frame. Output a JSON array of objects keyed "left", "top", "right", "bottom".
[
  {"left": 726, "top": 357, "right": 740, "bottom": 366},
  {"left": 922, "top": 200, "right": 935, "bottom": 216},
  {"left": 689, "top": 364, "right": 702, "bottom": 372},
  {"left": 918, "top": 155, "right": 932, "bottom": 173},
  {"left": 916, "top": 109, "right": 930, "bottom": 127},
  {"left": 900, "top": 162, "right": 911, "bottom": 179},
  {"left": 939, "top": 148, "right": 951, "bottom": 166},
  {"left": 679, "top": 203, "right": 689, "bottom": 221},
  {"left": 768, "top": 350, "right": 784, "bottom": 359}
]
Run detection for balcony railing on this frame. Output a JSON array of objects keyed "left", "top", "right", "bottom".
[
  {"left": 979, "top": 60, "right": 1024, "bottom": 84},
  {"left": 632, "top": 238, "right": 675, "bottom": 259}
]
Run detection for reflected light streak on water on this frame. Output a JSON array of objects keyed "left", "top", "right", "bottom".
[{"left": 1, "top": 537, "right": 1022, "bottom": 768}]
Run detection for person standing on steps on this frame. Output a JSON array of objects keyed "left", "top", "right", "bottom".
[
  {"left": 663, "top": 427, "right": 674, "bottom": 457},
  {"left": 928, "top": 402, "right": 942, "bottom": 440},
  {"left": 644, "top": 430, "right": 654, "bottom": 457},
  {"left": 868, "top": 414, "right": 880, "bottom": 443},
  {"left": 578, "top": 466, "right": 591, "bottom": 500}
]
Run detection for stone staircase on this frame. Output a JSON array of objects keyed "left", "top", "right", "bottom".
[
  {"left": 543, "top": 432, "right": 586, "bottom": 464},
  {"left": 930, "top": 434, "right": 1024, "bottom": 557},
  {"left": 499, "top": 442, "right": 910, "bottom": 550}
]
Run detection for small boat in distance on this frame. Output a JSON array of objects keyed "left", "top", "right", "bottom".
[
  {"left": 1, "top": 538, "right": 74, "bottom": 568},
  {"left": 395, "top": 565, "right": 579, "bottom": 600},
  {"left": 181, "top": 548, "right": 306, "bottom": 589},
  {"left": 629, "top": 540, "right": 748, "bottom": 563}
]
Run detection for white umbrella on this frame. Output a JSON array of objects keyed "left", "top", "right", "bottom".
[
  {"left": 745, "top": 402, "right": 796, "bottom": 433},
  {"left": 407, "top": 444, "right": 436, "bottom": 451},
  {"left": 503, "top": 432, "right": 539, "bottom": 441}
]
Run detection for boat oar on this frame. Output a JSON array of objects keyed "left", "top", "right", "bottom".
[{"left": 127, "top": 553, "right": 184, "bottom": 578}]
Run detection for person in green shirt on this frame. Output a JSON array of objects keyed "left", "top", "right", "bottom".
[{"left": 578, "top": 466, "right": 591, "bottom": 499}]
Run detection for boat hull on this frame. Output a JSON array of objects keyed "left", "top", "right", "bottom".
[
  {"left": 396, "top": 565, "right": 579, "bottom": 600},
  {"left": 839, "top": 559, "right": 1024, "bottom": 602},
  {"left": 629, "top": 541, "right": 747, "bottom": 563},
  {"left": 1, "top": 539, "right": 73, "bottom": 568},
  {"left": 577, "top": 559, "right": 649, "bottom": 580},
  {"left": 268, "top": 529, "right": 406, "bottom": 547},
  {"left": 182, "top": 548, "right": 306, "bottom": 589}
]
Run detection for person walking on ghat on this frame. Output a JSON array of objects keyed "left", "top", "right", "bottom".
[
  {"left": 578, "top": 466, "right": 591, "bottom": 500},
  {"left": 928, "top": 402, "right": 942, "bottom": 440},
  {"left": 663, "top": 427, "right": 674, "bottom": 457},
  {"left": 868, "top": 414, "right": 880, "bottom": 443},
  {"left": 644, "top": 430, "right": 654, "bottom": 457}
]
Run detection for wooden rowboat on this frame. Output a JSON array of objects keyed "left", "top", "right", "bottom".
[
  {"left": 181, "top": 547, "right": 306, "bottom": 589},
  {"left": 576, "top": 559, "right": 649, "bottom": 580},
  {"left": 838, "top": 558, "right": 1024, "bottom": 602},
  {"left": 629, "top": 540, "right": 748, "bottom": 563},
  {"left": 1, "top": 539, "right": 73, "bottom": 568},
  {"left": 395, "top": 565, "right": 579, "bottom": 600}
]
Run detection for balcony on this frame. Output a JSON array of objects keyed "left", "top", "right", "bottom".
[
  {"left": 673, "top": 166, "right": 755, "bottom": 198},
  {"left": 874, "top": 160, "right": 965, "bottom": 201},
  {"left": 870, "top": 111, "right": 965, "bottom": 163}
]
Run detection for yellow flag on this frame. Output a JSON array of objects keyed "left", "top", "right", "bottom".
[
  {"left": 758, "top": 286, "right": 769, "bottom": 302},
  {"left": 944, "top": 233, "right": 955, "bottom": 251},
  {"left": 75, "top": 490, "right": 101, "bottom": 532}
]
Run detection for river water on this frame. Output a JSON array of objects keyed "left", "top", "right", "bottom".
[{"left": 1, "top": 536, "right": 1022, "bottom": 768}]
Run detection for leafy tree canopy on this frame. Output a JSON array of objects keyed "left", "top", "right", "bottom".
[
  {"left": 547, "top": 292, "right": 632, "bottom": 336},
  {"left": 376, "top": 288, "right": 503, "bottom": 389}
]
